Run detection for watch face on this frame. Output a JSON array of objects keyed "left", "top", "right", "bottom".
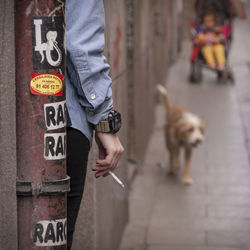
[{"left": 108, "top": 111, "right": 122, "bottom": 133}]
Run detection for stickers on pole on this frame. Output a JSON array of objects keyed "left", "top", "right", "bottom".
[
  {"left": 30, "top": 73, "right": 63, "bottom": 96},
  {"left": 44, "top": 132, "right": 66, "bottom": 160},
  {"left": 44, "top": 101, "right": 66, "bottom": 130},
  {"left": 33, "top": 219, "right": 67, "bottom": 246},
  {"left": 32, "top": 16, "right": 64, "bottom": 70}
]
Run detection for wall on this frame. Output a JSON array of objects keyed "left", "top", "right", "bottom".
[
  {"left": 73, "top": 0, "right": 184, "bottom": 250},
  {"left": 129, "top": 0, "right": 182, "bottom": 169},
  {"left": 130, "top": 0, "right": 156, "bottom": 166},
  {"left": 182, "top": 0, "right": 196, "bottom": 40},
  {"left": 0, "top": 0, "right": 17, "bottom": 250}
]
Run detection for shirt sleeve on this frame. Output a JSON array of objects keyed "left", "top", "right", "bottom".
[{"left": 66, "top": 0, "right": 113, "bottom": 125}]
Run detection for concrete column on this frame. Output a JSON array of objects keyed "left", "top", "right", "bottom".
[{"left": 0, "top": 0, "right": 17, "bottom": 249}]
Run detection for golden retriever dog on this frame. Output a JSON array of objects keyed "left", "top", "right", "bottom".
[{"left": 157, "top": 84, "right": 204, "bottom": 185}]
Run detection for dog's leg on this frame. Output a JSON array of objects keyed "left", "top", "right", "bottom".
[
  {"left": 169, "top": 146, "right": 180, "bottom": 175},
  {"left": 182, "top": 147, "right": 193, "bottom": 185}
]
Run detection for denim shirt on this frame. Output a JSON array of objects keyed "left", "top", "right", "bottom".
[{"left": 66, "top": 0, "right": 113, "bottom": 143}]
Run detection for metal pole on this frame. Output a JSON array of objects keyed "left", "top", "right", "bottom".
[{"left": 15, "top": 1, "right": 68, "bottom": 249}]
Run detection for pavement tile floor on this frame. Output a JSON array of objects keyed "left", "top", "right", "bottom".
[{"left": 119, "top": 8, "right": 250, "bottom": 250}]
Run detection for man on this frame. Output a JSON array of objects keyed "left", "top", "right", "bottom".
[{"left": 65, "top": 1, "right": 124, "bottom": 249}]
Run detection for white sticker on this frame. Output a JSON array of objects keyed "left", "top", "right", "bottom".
[
  {"left": 33, "top": 18, "right": 62, "bottom": 67},
  {"left": 44, "top": 101, "right": 66, "bottom": 130},
  {"left": 44, "top": 132, "right": 66, "bottom": 160},
  {"left": 33, "top": 218, "right": 67, "bottom": 246}
]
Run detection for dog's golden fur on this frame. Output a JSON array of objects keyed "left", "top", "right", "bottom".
[{"left": 157, "top": 85, "right": 204, "bottom": 185}]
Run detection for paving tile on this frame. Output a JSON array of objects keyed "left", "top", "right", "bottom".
[
  {"left": 157, "top": 176, "right": 207, "bottom": 194},
  {"left": 207, "top": 164, "right": 250, "bottom": 175},
  {"left": 155, "top": 188, "right": 250, "bottom": 207},
  {"left": 119, "top": 244, "right": 146, "bottom": 250},
  {"left": 151, "top": 194, "right": 206, "bottom": 219},
  {"left": 129, "top": 199, "right": 153, "bottom": 223},
  {"left": 207, "top": 205, "right": 250, "bottom": 219},
  {"left": 207, "top": 230, "right": 250, "bottom": 248},
  {"left": 147, "top": 227, "right": 206, "bottom": 245},
  {"left": 205, "top": 173, "right": 250, "bottom": 186},
  {"left": 147, "top": 246, "right": 243, "bottom": 250},
  {"left": 149, "top": 217, "right": 250, "bottom": 232},
  {"left": 129, "top": 176, "right": 157, "bottom": 222},
  {"left": 119, "top": 223, "right": 146, "bottom": 248},
  {"left": 206, "top": 193, "right": 250, "bottom": 206},
  {"left": 156, "top": 182, "right": 205, "bottom": 198},
  {"left": 205, "top": 154, "right": 248, "bottom": 165},
  {"left": 207, "top": 185, "right": 250, "bottom": 195}
]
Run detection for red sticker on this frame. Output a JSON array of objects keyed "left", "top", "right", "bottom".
[{"left": 30, "top": 73, "right": 63, "bottom": 96}]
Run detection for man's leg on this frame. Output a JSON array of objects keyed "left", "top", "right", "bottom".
[{"left": 67, "top": 127, "right": 90, "bottom": 249}]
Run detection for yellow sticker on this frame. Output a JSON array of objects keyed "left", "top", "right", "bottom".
[{"left": 30, "top": 73, "right": 63, "bottom": 96}]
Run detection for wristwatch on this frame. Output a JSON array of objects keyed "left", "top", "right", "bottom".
[{"left": 95, "top": 110, "right": 122, "bottom": 134}]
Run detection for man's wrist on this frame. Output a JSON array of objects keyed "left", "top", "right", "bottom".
[{"left": 94, "top": 110, "right": 122, "bottom": 134}]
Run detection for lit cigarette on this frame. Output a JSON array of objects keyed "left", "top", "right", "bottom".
[{"left": 109, "top": 171, "right": 125, "bottom": 188}]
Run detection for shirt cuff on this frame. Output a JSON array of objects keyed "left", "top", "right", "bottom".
[{"left": 85, "top": 95, "right": 113, "bottom": 125}]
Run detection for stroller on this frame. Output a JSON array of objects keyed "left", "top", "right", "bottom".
[{"left": 189, "top": 0, "right": 235, "bottom": 83}]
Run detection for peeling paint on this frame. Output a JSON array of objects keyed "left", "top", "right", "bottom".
[
  {"left": 25, "top": 2, "right": 34, "bottom": 17},
  {"left": 48, "top": 0, "right": 65, "bottom": 17}
]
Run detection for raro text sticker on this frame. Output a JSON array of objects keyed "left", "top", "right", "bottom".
[{"left": 30, "top": 73, "right": 63, "bottom": 96}]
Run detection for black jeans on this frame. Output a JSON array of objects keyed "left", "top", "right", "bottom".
[{"left": 67, "top": 127, "right": 90, "bottom": 249}]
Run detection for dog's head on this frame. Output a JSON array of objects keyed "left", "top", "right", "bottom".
[{"left": 175, "top": 112, "right": 204, "bottom": 147}]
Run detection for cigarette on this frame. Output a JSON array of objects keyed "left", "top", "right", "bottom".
[
  {"left": 108, "top": 171, "right": 125, "bottom": 188},
  {"left": 95, "top": 163, "right": 125, "bottom": 188}
]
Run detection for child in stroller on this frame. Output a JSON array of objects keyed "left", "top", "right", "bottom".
[
  {"left": 196, "top": 11, "right": 226, "bottom": 70},
  {"left": 189, "top": 9, "right": 234, "bottom": 83}
]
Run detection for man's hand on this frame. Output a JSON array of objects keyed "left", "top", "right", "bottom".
[{"left": 92, "top": 132, "right": 124, "bottom": 178}]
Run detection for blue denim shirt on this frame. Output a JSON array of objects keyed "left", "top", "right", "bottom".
[{"left": 66, "top": 0, "right": 113, "bottom": 143}]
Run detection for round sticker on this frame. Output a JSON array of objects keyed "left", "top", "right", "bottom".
[{"left": 30, "top": 73, "right": 63, "bottom": 96}]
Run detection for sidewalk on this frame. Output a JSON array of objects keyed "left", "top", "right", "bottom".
[{"left": 119, "top": 13, "right": 250, "bottom": 250}]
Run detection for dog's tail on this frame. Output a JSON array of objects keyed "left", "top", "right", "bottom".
[{"left": 157, "top": 84, "right": 171, "bottom": 111}]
